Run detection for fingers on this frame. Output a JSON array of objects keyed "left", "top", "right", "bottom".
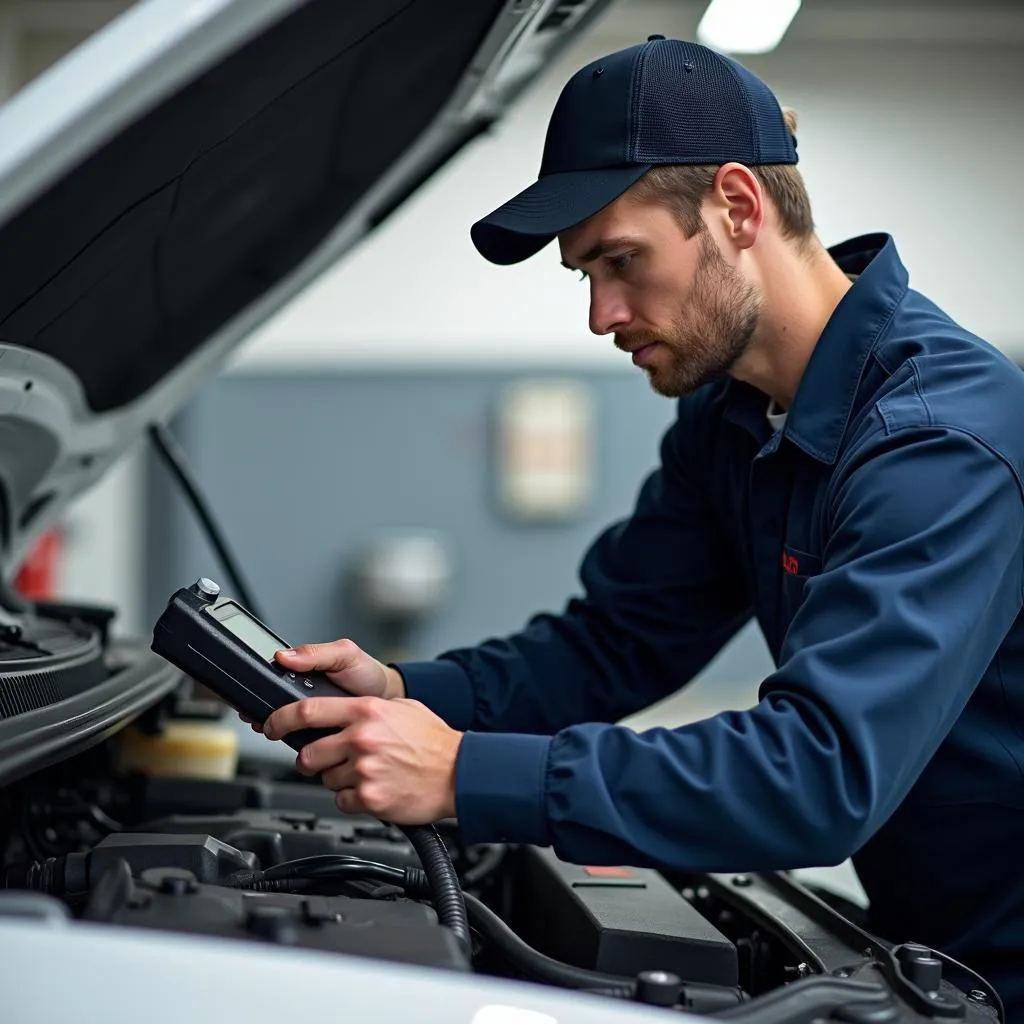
[
  {"left": 326, "top": 769, "right": 386, "bottom": 819},
  {"left": 263, "top": 693, "right": 378, "bottom": 742},
  {"left": 336, "top": 788, "right": 367, "bottom": 816},
  {"left": 275, "top": 639, "right": 363, "bottom": 675},
  {"left": 301, "top": 751, "right": 362, "bottom": 816},
  {"left": 294, "top": 731, "right": 351, "bottom": 776},
  {"left": 320, "top": 760, "right": 357, "bottom": 792}
]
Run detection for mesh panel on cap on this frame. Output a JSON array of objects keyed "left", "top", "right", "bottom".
[
  {"left": 732, "top": 60, "right": 794, "bottom": 162},
  {"left": 630, "top": 42, "right": 766, "bottom": 165}
]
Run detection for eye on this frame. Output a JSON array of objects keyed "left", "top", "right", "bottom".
[{"left": 608, "top": 253, "right": 633, "bottom": 273}]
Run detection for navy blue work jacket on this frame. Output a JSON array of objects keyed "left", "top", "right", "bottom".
[{"left": 397, "top": 234, "right": 1024, "bottom": 1012}]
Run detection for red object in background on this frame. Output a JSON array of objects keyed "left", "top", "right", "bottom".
[{"left": 14, "top": 529, "right": 63, "bottom": 601}]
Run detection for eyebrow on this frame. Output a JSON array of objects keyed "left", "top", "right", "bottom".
[{"left": 560, "top": 236, "right": 638, "bottom": 271}]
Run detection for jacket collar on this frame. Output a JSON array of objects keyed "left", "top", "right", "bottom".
[{"left": 725, "top": 232, "right": 909, "bottom": 463}]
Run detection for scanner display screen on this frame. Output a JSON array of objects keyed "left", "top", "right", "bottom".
[{"left": 210, "top": 602, "right": 285, "bottom": 662}]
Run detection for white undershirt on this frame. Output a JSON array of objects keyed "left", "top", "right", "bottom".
[{"left": 766, "top": 400, "right": 788, "bottom": 433}]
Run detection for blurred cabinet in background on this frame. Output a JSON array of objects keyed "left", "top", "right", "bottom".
[{"left": 496, "top": 378, "right": 595, "bottom": 524}]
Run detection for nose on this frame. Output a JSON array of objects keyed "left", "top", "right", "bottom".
[{"left": 588, "top": 282, "right": 632, "bottom": 337}]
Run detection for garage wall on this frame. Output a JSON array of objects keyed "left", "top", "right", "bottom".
[{"left": 145, "top": 369, "right": 688, "bottom": 678}]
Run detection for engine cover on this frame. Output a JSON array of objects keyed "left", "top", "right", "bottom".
[{"left": 84, "top": 865, "right": 469, "bottom": 972}]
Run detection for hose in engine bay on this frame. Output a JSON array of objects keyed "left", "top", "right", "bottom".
[{"left": 398, "top": 824, "right": 471, "bottom": 956}]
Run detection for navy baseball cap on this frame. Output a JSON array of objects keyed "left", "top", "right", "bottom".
[{"left": 470, "top": 35, "right": 797, "bottom": 266}]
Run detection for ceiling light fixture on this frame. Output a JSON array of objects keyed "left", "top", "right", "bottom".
[{"left": 696, "top": 0, "right": 802, "bottom": 55}]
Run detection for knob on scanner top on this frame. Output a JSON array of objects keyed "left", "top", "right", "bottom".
[{"left": 192, "top": 577, "right": 221, "bottom": 601}]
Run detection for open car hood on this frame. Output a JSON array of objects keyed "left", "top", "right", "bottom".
[{"left": 0, "top": 0, "right": 614, "bottom": 578}]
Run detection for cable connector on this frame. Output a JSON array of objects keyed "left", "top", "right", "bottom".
[
  {"left": 401, "top": 867, "right": 430, "bottom": 898},
  {"left": 5, "top": 853, "right": 89, "bottom": 897},
  {"left": 224, "top": 869, "right": 263, "bottom": 889}
]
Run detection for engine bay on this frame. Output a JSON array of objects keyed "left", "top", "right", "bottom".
[{"left": 0, "top": 712, "right": 1005, "bottom": 1024}]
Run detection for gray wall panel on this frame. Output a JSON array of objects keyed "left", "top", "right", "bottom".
[{"left": 145, "top": 368, "right": 773, "bottom": 730}]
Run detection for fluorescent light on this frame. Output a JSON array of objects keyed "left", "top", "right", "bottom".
[{"left": 696, "top": 0, "right": 802, "bottom": 54}]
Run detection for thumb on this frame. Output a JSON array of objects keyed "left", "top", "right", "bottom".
[{"left": 275, "top": 639, "right": 364, "bottom": 674}]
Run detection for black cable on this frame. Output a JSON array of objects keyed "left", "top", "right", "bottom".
[
  {"left": 147, "top": 422, "right": 264, "bottom": 621},
  {"left": 462, "top": 843, "right": 507, "bottom": 889},
  {"left": 266, "top": 841, "right": 468, "bottom": 950},
  {"left": 400, "top": 824, "right": 471, "bottom": 959},
  {"left": 462, "top": 890, "right": 632, "bottom": 990},
  {"left": 246, "top": 865, "right": 428, "bottom": 895},
  {"left": 227, "top": 855, "right": 430, "bottom": 896},
  {"left": 463, "top": 890, "right": 744, "bottom": 1010},
  {"left": 229, "top": 850, "right": 471, "bottom": 957},
  {"left": 263, "top": 854, "right": 385, "bottom": 880},
  {"left": 228, "top": 854, "right": 387, "bottom": 883}
]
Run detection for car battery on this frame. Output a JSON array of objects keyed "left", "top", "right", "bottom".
[{"left": 513, "top": 846, "right": 737, "bottom": 985}]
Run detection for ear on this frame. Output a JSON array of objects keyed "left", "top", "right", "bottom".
[{"left": 711, "top": 163, "right": 763, "bottom": 250}]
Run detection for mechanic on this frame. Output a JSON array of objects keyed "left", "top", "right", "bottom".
[{"left": 260, "top": 37, "right": 1024, "bottom": 1012}]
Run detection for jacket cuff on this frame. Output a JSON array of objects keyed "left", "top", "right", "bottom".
[
  {"left": 454, "top": 731, "right": 552, "bottom": 847},
  {"left": 391, "top": 659, "right": 475, "bottom": 731}
]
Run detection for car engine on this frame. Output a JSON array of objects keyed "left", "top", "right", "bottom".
[{"left": 0, "top": 700, "right": 1005, "bottom": 1024}]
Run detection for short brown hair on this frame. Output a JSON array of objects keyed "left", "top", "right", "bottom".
[{"left": 629, "top": 109, "right": 814, "bottom": 243}]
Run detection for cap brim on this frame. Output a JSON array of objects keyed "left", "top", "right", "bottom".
[{"left": 470, "top": 165, "right": 652, "bottom": 266}]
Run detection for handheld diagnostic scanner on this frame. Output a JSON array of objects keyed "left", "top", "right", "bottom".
[{"left": 151, "top": 577, "right": 345, "bottom": 751}]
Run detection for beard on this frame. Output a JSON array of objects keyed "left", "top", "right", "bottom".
[{"left": 617, "top": 231, "right": 762, "bottom": 398}]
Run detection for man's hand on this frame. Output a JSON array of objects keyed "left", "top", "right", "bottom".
[
  {"left": 263, "top": 696, "right": 462, "bottom": 824},
  {"left": 242, "top": 639, "right": 405, "bottom": 733},
  {"left": 277, "top": 639, "right": 406, "bottom": 698}
]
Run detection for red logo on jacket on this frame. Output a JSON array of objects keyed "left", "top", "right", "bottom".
[{"left": 782, "top": 551, "right": 800, "bottom": 576}]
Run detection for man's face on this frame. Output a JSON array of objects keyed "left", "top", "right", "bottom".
[{"left": 558, "top": 195, "right": 762, "bottom": 397}]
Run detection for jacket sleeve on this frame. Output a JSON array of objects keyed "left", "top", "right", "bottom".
[
  {"left": 450, "top": 425, "right": 1024, "bottom": 867},
  {"left": 395, "top": 403, "right": 752, "bottom": 736}
]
